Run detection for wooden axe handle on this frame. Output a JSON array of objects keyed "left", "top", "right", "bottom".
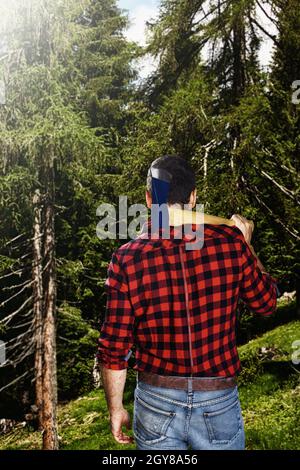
[{"left": 168, "top": 207, "right": 254, "bottom": 230}]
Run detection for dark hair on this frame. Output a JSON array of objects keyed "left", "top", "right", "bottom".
[{"left": 147, "top": 155, "right": 196, "bottom": 205}]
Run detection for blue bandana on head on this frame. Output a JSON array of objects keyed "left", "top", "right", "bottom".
[{"left": 148, "top": 166, "right": 172, "bottom": 233}]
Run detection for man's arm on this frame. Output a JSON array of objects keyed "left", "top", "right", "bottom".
[
  {"left": 231, "top": 214, "right": 278, "bottom": 315},
  {"left": 239, "top": 237, "right": 277, "bottom": 315},
  {"left": 100, "top": 365, "right": 133, "bottom": 444},
  {"left": 97, "top": 252, "right": 135, "bottom": 444},
  {"left": 248, "top": 243, "right": 281, "bottom": 297},
  {"left": 248, "top": 243, "right": 266, "bottom": 273}
]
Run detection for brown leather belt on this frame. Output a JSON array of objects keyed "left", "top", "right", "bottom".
[{"left": 138, "top": 371, "right": 237, "bottom": 391}]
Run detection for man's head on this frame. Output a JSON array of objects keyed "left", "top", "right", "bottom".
[{"left": 146, "top": 155, "right": 196, "bottom": 209}]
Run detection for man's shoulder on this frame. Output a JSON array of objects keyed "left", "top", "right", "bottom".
[
  {"left": 112, "top": 224, "right": 246, "bottom": 262},
  {"left": 204, "top": 223, "right": 245, "bottom": 244},
  {"left": 111, "top": 235, "right": 156, "bottom": 265}
]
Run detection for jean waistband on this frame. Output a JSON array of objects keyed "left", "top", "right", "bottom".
[{"left": 137, "top": 371, "right": 237, "bottom": 391}]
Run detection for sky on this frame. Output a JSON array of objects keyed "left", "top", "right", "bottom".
[
  {"left": 2, "top": 1, "right": 277, "bottom": 80},
  {"left": 118, "top": 0, "right": 159, "bottom": 46},
  {"left": 118, "top": 0, "right": 159, "bottom": 79},
  {"left": 120, "top": 0, "right": 277, "bottom": 80}
]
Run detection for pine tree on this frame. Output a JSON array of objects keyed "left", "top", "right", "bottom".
[
  {"left": 0, "top": 0, "right": 135, "bottom": 448},
  {"left": 74, "top": 0, "right": 137, "bottom": 139},
  {"left": 267, "top": 0, "right": 300, "bottom": 312}
]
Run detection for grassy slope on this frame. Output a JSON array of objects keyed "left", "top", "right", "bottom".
[
  {"left": 0, "top": 320, "right": 299, "bottom": 450},
  {"left": 238, "top": 321, "right": 300, "bottom": 450}
]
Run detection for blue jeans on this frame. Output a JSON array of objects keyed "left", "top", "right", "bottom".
[{"left": 133, "top": 378, "right": 245, "bottom": 450}]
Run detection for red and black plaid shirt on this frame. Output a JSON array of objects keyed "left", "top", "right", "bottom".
[{"left": 97, "top": 219, "right": 278, "bottom": 377}]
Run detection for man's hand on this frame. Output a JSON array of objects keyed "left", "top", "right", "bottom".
[
  {"left": 230, "top": 214, "right": 254, "bottom": 245},
  {"left": 110, "top": 407, "right": 134, "bottom": 444},
  {"left": 231, "top": 214, "right": 268, "bottom": 273}
]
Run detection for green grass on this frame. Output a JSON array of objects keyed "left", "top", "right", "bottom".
[
  {"left": 0, "top": 321, "right": 299, "bottom": 450},
  {"left": 238, "top": 320, "right": 300, "bottom": 361},
  {"left": 237, "top": 320, "right": 300, "bottom": 450},
  {"left": 239, "top": 376, "right": 300, "bottom": 449},
  {"left": 0, "top": 379, "right": 136, "bottom": 451}
]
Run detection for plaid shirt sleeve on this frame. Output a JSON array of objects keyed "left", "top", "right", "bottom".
[
  {"left": 97, "top": 252, "right": 134, "bottom": 370},
  {"left": 239, "top": 238, "right": 277, "bottom": 316}
]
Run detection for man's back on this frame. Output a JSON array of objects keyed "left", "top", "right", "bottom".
[
  {"left": 97, "top": 155, "right": 279, "bottom": 450},
  {"left": 97, "top": 220, "right": 277, "bottom": 377}
]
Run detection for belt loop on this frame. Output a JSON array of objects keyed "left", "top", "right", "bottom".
[{"left": 188, "top": 377, "right": 193, "bottom": 393}]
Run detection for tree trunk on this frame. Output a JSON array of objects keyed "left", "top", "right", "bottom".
[
  {"left": 232, "top": 13, "right": 246, "bottom": 105},
  {"left": 32, "top": 189, "right": 44, "bottom": 430},
  {"left": 42, "top": 196, "right": 58, "bottom": 450},
  {"left": 92, "top": 357, "right": 102, "bottom": 389},
  {"left": 296, "top": 277, "right": 300, "bottom": 319}
]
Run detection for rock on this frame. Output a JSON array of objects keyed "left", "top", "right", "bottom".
[
  {"left": 0, "top": 418, "right": 16, "bottom": 435},
  {"left": 281, "top": 291, "right": 296, "bottom": 302}
]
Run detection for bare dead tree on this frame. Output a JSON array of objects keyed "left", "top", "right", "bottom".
[
  {"left": 41, "top": 190, "right": 58, "bottom": 450},
  {"left": 32, "top": 189, "right": 44, "bottom": 430}
]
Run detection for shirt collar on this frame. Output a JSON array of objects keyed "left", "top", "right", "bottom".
[{"left": 140, "top": 217, "right": 202, "bottom": 242}]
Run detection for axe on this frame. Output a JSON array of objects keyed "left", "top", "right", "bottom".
[{"left": 168, "top": 207, "right": 255, "bottom": 230}]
